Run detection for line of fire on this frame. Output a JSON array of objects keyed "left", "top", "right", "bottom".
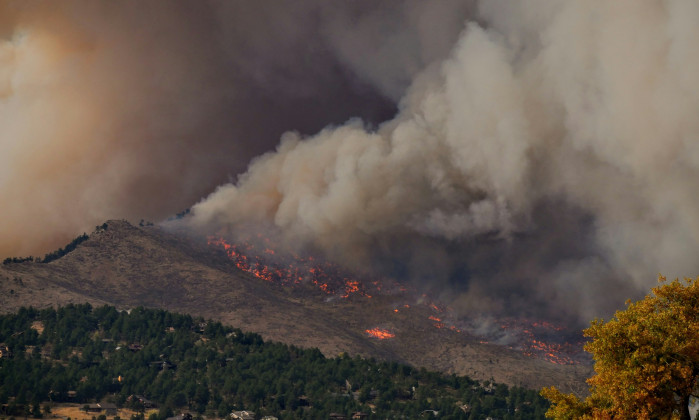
[{"left": 207, "top": 235, "right": 585, "bottom": 366}]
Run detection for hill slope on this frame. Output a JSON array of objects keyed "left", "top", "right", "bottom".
[
  {"left": 0, "top": 304, "right": 552, "bottom": 419},
  {"left": 0, "top": 220, "right": 591, "bottom": 393}
]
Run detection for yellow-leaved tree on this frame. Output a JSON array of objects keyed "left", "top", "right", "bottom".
[{"left": 542, "top": 276, "right": 699, "bottom": 420}]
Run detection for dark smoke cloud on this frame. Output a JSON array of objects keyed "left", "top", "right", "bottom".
[
  {"left": 1, "top": 0, "right": 471, "bottom": 257},
  {"left": 189, "top": 0, "right": 699, "bottom": 325},
  {"left": 6, "top": 0, "right": 697, "bottom": 327}
]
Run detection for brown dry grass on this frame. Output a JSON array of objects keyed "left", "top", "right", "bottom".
[
  {"left": 49, "top": 404, "right": 156, "bottom": 420},
  {"left": 0, "top": 220, "right": 591, "bottom": 392}
]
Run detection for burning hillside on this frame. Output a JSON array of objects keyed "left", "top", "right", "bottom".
[
  {"left": 365, "top": 327, "right": 395, "bottom": 339},
  {"left": 0, "top": 219, "right": 591, "bottom": 390},
  {"left": 207, "top": 235, "right": 411, "bottom": 299},
  {"left": 207, "top": 234, "right": 586, "bottom": 366},
  {"left": 473, "top": 318, "right": 588, "bottom": 366},
  {"left": 4, "top": 6, "right": 699, "bottom": 390}
]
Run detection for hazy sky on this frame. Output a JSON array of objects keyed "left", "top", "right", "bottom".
[
  {"left": 4, "top": 0, "right": 699, "bottom": 325},
  {"left": 2, "top": 0, "right": 457, "bottom": 255}
]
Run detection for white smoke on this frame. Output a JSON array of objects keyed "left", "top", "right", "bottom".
[{"left": 190, "top": 0, "right": 699, "bottom": 323}]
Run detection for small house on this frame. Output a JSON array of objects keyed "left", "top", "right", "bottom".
[
  {"left": 458, "top": 403, "right": 471, "bottom": 413},
  {"left": 85, "top": 405, "right": 103, "bottom": 413},
  {"left": 151, "top": 360, "right": 176, "bottom": 370},
  {"left": 0, "top": 344, "right": 12, "bottom": 358},
  {"left": 128, "top": 343, "right": 144, "bottom": 352},
  {"left": 166, "top": 413, "right": 193, "bottom": 420},
  {"left": 128, "top": 394, "right": 156, "bottom": 408},
  {"left": 98, "top": 403, "right": 118, "bottom": 416},
  {"left": 230, "top": 410, "right": 255, "bottom": 420}
]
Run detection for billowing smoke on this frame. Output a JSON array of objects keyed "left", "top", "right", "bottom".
[
  {"left": 189, "top": 0, "right": 699, "bottom": 325},
  {"left": 4, "top": 0, "right": 698, "bottom": 326},
  {"left": 3, "top": 1, "right": 468, "bottom": 257}
]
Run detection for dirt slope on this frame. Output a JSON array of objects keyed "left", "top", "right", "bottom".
[{"left": 0, "top": 220, "right": 591, "bottom": 393}]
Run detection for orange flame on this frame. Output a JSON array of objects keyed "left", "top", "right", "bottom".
[
  {"left": 365, "top": 328, "right": 395, "bottom": 339},
  {"left": 209, "top": 235, "right": 583, "bottom": 363},
  {"left": 496, "top": 318, "right": 582, "bottom": 365},
  {"left": 208, "top": 235, "right": 394, "bottom": 299}
]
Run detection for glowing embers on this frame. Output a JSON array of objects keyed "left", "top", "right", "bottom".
[
  {"left": 208, "top": 235, "right": 582, "bottom": 364},
  {"left": 422, "top": 300, "right": 461, "bottom": 332},
  {"left": 428, "top": 315, "right": 445, "bottom": 330},
  {"left": 208, "top": 235, "right": 385, "bottom": 299},
  {"left": 494, "top": 318, "right": 584, "bottom": 365},
  {"left": 365, "top": 327, "right": 395, "bottom": 339}
]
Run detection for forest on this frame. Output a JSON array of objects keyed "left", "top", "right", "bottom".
[{"left": 0, "top": 304, "right": 550, "bottom": 419}]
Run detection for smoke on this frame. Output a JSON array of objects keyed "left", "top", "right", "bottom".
[
  {"left": 2, "top": 0, "right": 473, "bottom": 257},
  {"left": 189, "top": 0, "right": 699, "bottom": 325},
  {"left": 4, "top": 1, "right": 698, "bottom": 326}
]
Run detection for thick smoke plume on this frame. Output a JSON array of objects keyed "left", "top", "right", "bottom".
[
  {"left": 3, "top": 1, "right": 465, "bottom": 256},
  {"left": 190, "top": 0, "right": 699, "bottom": 325},
  {"left": 4, "top": 0, "right": 699, "bottom": 326}
]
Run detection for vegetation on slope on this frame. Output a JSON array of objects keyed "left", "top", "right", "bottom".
[
  {"left": 39, "top": 233, "right": 90, "bottom": 263},
  {"left": 3, "top": 229, "right": 96, "bottom": 265},
  {"left": 0, "top": 304, "right": 549, "bottom": 419}
]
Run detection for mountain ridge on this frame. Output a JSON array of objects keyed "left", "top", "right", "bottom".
[{"left": 0, "top": 219, "right": 591, "bottom": 394}]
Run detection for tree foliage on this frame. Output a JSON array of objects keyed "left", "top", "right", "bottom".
[
  {"left": 41, "top": 233, "right": 89, "bottom": 263},
  {"left": 0, "top": 304, "right": 550, "bottom": 420},
  {"left": 542, "top": 276, "right": 699, "bottom": 420}
]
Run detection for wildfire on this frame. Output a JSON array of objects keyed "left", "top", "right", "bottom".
[
  {"left": 365, "top": 328, "right": 395, "bottom": 339},
  {"left": 208, "top": 235, "right": 580, "bottom": 364},
  {"left": 208, "top": 235, "right": 397, "bottom": 299},
  {"left": 342, "top": 280, "right": 363, "bottom": 298},
  {"left": 494, "top": 318, "right": 586, "bottom": 365},
  {"left": 530, "top": 321, "right": 564, "bottom": 331}
]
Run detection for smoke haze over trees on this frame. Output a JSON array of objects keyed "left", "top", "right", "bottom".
[{"left": 3, "top": 1, "right": 699, "bottom": 326}]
